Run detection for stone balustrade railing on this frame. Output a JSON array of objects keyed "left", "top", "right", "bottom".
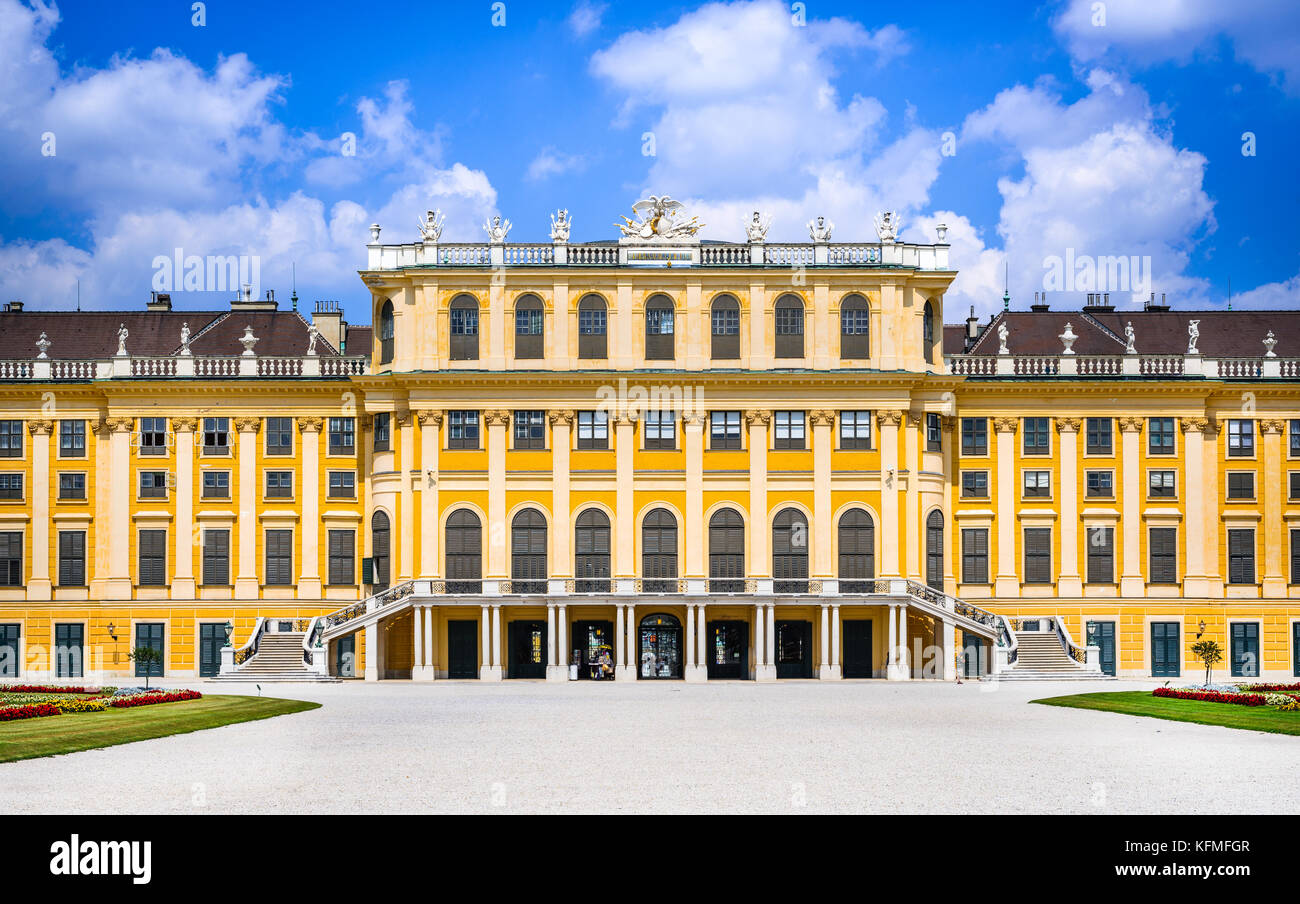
[
  {"left": 945, "top": 353, "right": 1299, "bottom": 380},
  {"left": 1, "top": 354, "right": 370, "bottom": 381}
]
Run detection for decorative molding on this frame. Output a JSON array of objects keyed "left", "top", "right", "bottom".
[
  {"left": 1118, "top": 416, "right": 1143, "bottom": 433},
  {"left": 906, "top": 413, "right": 923, "bottom": 428},
  {"left": 876, "top": 410, "right": 903, "bottom": 427},
  {"left": 234, "top": 416, "right": 261, "bottom": 434},
  {"left": 1180, "top": 416, "right": 1210, "bottom": 434},
  {"left": 744, "top": 409, "right": 771, "bottom": 427},
  {"left": 992, "top": 416, "right": 1018, "bottom": 434},
  {"left": 415, "top": 410, "right": 443, "bottom": 427},
  {"left": 394, "top": 408, "right": 413, "bottom": 428},
  {"left": 484, "top": 410, "right": 511, "bottom": 427},
  {"left": 615, "top": 413, "right": 637, "bottom": 428},
  {"left": 1260, "top": 418, "right": 1285, "bottom": 434},
  {"left": 171, "top": 416, "right": 197, "bottom": 433},
  {"left": 810, "top": 409, "right": 836, "bottom": 427},
  {"left": 939, "top": 415, "right": 957, "bottom": 430},
  {"left": 682, "top": 411, "right": 707, "bottom": 426},
  {"left": 1055, "top": 417, "right": 1081, "bottom": 433},
  {"left": 296, "top": 416, "right": 323, "bottom": 433},
  {"left": 26, "top": 419, "right": 53, "bottom": 435},
  {"left": 548, "top": 409, "right": 575, "bottom": 427},
  {"left": 104, "top": 416, "right": 134, "bottom": 434}
]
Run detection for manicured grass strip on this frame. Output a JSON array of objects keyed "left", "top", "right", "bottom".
[
  {"left": 1032, "top": 691, "right": 1300, "bottom": 737},
  {"left": 0, "top": 694, "right": 320, "bottom": 763}
]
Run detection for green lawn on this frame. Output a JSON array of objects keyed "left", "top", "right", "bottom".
[
  {"left": 1033, "top": 691, "right": 1300, "bottom": 737},
  {"left": 0, "top": 695, "right": 320, "bottom": 763}
]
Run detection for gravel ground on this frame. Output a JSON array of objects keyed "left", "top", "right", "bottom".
[{"left": 1, "top": 678, "right": 1295, "bottom": 814}]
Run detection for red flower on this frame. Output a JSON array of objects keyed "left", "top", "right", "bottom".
[{"left": 1153, "top": 687, "right": 1267, "bottom": 706}]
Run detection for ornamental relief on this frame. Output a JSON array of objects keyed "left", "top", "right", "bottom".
[
  {"left": 1118, "top": 416, "right": 1143, "bottom": 433},
  {"left": 26, "top": 419, "right": 53, "bottom": 435},
  {"left": 1055, "top": 417, "right": 1081, "bottom": 433},
  {"left": 877, "top": 410, "right": 903, "bottom": 427},
  {"left": 1260, "top": 418, "right": 1285, "bottom": 434},
  {"left": 992, "top": 416, "right": 1018, "bottom": 433},
  {"left": 415, "top": 410, "right": 443, "bottom": 427}
]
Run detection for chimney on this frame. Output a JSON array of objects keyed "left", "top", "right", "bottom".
[
  {"left": 313, "top": 300, "right": 343, "bottom": 353},
  {"left": 1082, "top": 292, "right": 1114, "bottom": 313},
  {"left": 231, "top": 286, "right": 278, "bottom": 311},
  {"left": 147, "top": 291, "right": 172, "bottom": 312},
  {"left": 1030, "top": 291, "right": 1050, "bottom": 313},
  {"left": 3, "top": 300, "right": 23, "bottom": 313},
  {"left": 1143, "top": 291, "right": 1170, "bottom": 313}
]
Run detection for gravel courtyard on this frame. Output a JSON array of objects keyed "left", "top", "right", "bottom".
[{"left": 2, "top": 678, "right": 1295, "bottom": 814}]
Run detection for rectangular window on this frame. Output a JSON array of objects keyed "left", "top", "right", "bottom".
[
  {"left": 1086, "top": 526, "right": 1114, "bottom": 584},
  {"left": 1085, "top": 418, "right": 1112, "bottom": 455},
  {"left": 448, "top": 411, "right": 479, "bottom": 450},
  {"left": 202, "top": 417, "right": 229, "bottom": 454},
  {"left": 58, "top": 472, "right": 85, "bottom": 500},
  {"left": 138, "top": 417, "right": 168, "bottom": 455},
  {"left": 1291, "top": 420, "right": 1300, "bottom": 457},
  {"left": 202, "top": 530, "right": 230, "bottom": 585},
  {"left": 839, "top": 411, "right": 872, "bottom": 450},
  {"left": 0, "top": 532, "right": 22, "bottom": 586},
  {"left": 328, "top": 530, "right": 355, "bottom": 585},
  {"left": 961, "top": 471, "right": 988, "bottom": 498},
  {"left": 327, "top": 470, "right": 356, "bottom": 498},
  {"left": 59, "top": 420, "right": 86, "bottom": 457},
  {"left": 644, "top": 411, "right": 677, "bottom": 451},
  {"left": 1227, "top": 419, "right": 1254, "bottom": 457},
  {"left": 961, "top": 528, "right": 989, "bottom": 584},
  {"left": 1085, "top": 470, "right": 1113, "bottom": 497},
  {"left": 710, "top": 411, "right": 742, "bottom": 451},
  {"left": 265, "top": 417, "right": 293, "bottom": 456},
  {"left": 1023, "top": 528, "right": 1052, "bottom": 584},
  {"left": 372, "top": 412, "right": 390, "bottom": 452},
  {"left": 0, "top": 421, "right": 23, "bottom": 458},
  {"left": 1292, "top": 530, "right": 1300, "bottom": 585},
  {"left": 1148, "top": 417, "right": 1175, "bottom": 455},
  {"left": 58, "top": 531, "right": 85, "bottom": 586},
  {"left": 1023, "top": 470, "right": 1051, "bottom": 498},
  {"left": 1228, "top": 529, "right": 1255, "bottom": 584},
  {"left": 138, "top": 471, "right": 168, "bottom": 498},
  {"left": 925, "top": 413, "right": 942, "bottom": 452},
  {"left": 513, "top": 410, "right": 545, "bottom": 450},
  {"left": 0, "top": 473, "right": 21, "bottom": 499},
  {"left": 577, "top": 411, "right": 609, "bottom": 450},
  {"left": 961, "top": 418, "right": 987, "bottom": 456},
  {"left": 515, "top": 307, "right": 543, "bottom": 335},
  {"left": 1149, "top": 527, "right": 1177, "bottom": 584},
  {"left": 1022, "top": 417, "right": 1050, "bottom": 455},
  {"left": 138, "top": 529, "right": 166, "bottom": 586},
  {"left": 265, "top": 529, "right": 293, "bottom": 586},
  {"left": 328, "top": 417, "right": 355, "bottom": 455},
  {"left": 1291, "top": 472, "right": 1300, "bottom": 501},
  {"left": 1147, "top": 470, "right": 1176, "bottom": 498},
  {"left": 202, "top": 471, "right": 230, "bottom": 499},
  {"left": 774, "top": 411, "right": 805, "bottom": 450},
  {"left": 1226, "top": 472, "right": 1255, "bottom": 500},
  {"left": 265, "top": 470, "right": 293, "bottom": 498}
]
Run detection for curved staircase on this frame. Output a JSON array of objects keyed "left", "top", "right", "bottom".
[
  {"left": 993, "top": 628, "right": 1111, "bottom": 681},
  {"left": 211, "top": 630, "right": 338, "bottom": 682}
]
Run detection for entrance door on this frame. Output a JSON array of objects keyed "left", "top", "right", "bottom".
[
  {"left": 842, "top": 620, "right": 873, "bottom": 678},
  {"left": 55, "top": 623, "right": 83, "bottom": 678},
  {"left": 508, "top": 621, "right": 547, "bottom": 679},
  {"left": 1086, "top": 620, "right": 1116, "bottom": 676},
  {"left": 198, "top": 623, "right": 225, "bottom": 678},
  {"left": 134, "top": 622, "right": 164, "bottom": 678},
  {"left": 573, "top": 620, "right": 615, "bottom": 680},
  {"left": 638, "top": 613, "right": 682, "bottom": 679},
  {"left": 447, "top": 620, "right": 478, "bottom": 679},
  {"left": 1231, "top": 622, "right": 1260, "bottom": 678},
  {"left": 775, "top": 620, "right": 814, "bottom": 678},
  {"left": 0, "top": 623, "right": 17, "bottom": 678},
  {"left": 1151, "top": 622, "right": 1180, "bottom": 677},
  {"left": 962, "top": 634, "right": 986, "bottom": 678},
  {"left": 335, "top": 635, "right": 356, "bottom": 677},
  {"left": 706, "top": 621, "right": 749, "bottom": 680}
]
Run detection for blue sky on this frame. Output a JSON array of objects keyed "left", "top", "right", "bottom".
[{"left": 1, "top": 0, "right": 1297, "bottom": 323}]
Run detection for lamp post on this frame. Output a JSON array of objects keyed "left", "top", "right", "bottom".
[{"left": 223, "top": 620, "right": 234, "bottom": 647}]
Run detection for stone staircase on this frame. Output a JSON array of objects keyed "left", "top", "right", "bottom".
[
  {"left": 210, "top": 632, "right": 338, "bottom": 682},
  {"left": 992, "top": 630, "right": 1112, "bottom": 681}
]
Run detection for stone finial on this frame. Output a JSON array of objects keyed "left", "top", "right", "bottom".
[
  {"left": 369, "top": 223, "right": 382, "bottom": 243},
  {"left": 1263, "top": 330, "right": 1277, "bottom": 358},
  {"left": 935, "top": 223, "right": 948, "bottom": 243},
  {"left": 1059, "top": 322, "right": 1078, "bottom": 355},
  {"left": 35, "top": 331, "right": 50, "bottom": 359},
  {"left": 239, "top": 325, "right": 259, "bottom": 357}
]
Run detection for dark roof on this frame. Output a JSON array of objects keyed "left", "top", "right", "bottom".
[
  {"left": 966, "top": 311, "right": 1123, "bottom": 356},
  {"left": 189, "top": 311, "right": 340, "bottom": 357},
  {"left": 943, "top": 324, "right": 968, "bottom": 356},
  {"left": 344, "top": 325, "right": 372, "bottom": 357}
]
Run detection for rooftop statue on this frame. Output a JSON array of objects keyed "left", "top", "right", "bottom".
[
  {"left": 745, "top": 211, "right": 771, "bottom": 242},
  {"left": 807, "top": 216, "right": 834, "bottom": 242},
  {"left": 1187, "top": 320, "right": 1200, "bottom": 355},
  {"left": 417, "top": 209, "right": 445, "bottom": 242},
  {"left": 616, "top": 196, "right": 703, "bottom": 241},
  {"left": 997, "top": 321, "right": 1009, "bottom": 355},
  {"left": 483, "top": 215, "right": 512, "bottom": 243},
  {"left": 874, "top": 211, "right": 901, "bottom": 244},
  {"left": 1124, "top": 321, "right": 1136, "bottom": 354},
  {"left": 550, "top": 209, "right": 572, "bottom": 242}
]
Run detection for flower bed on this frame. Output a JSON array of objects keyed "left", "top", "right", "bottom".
[
  {"left": 106, "top": 689, "right": 202, "bottom": 708},
  {"left": 1153, "top": 686, "right": 1268, "bottom": 706},
  {"left": 0, "top": 703, "right": 61, "bottom": 722},
  {"left": 0, "top": 684, "right": 102, "bottom": 695},
  {"left": 1241, "top": 682, "right": 1300, "bottom": 693},
  {"left": 0, "top": 688, "right": 201, "bottom": 723}
]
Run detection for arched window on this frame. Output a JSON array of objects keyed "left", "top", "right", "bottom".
[
  {"left": 445, "top": 510, "right": 482, "bottom": 592},
  {"left": 926, "top": 509, "right": 944, "bottom": 591},
  {"left": 371, "top": 510, "right": 391, "bottom": 591},
  {"left": 510, "top": 509, "right": 547, "bottom": 594},
  {"left": 922, "top": 300, "right": 935, "bottom": 364},
  {"left": 642, "top": 508, "right": 678, "bottom": 591},
  {"left": 840, "top": 294, "right": 869, "bottom": 359},
  {"left": 838, "top": 509, "right": 875, "bottom": 591},
  {"left": 514, "top": 294, "right": 544, "bottom": 360},
  {"left": 711, "top": 294, "right": 740, "bottom": 359},
  {"left": 378, "top": 300, "right": 395, "bottom": 364},
  {"left": 775, "top": 294, "right": 805, "bottom": 359},
  {"left": 450, "top": 295, "right": 480, "bottom": 361},
  {"left": 645, "top": 294, "right": 675, "bottom": 360},
  {"left": 772, "top": 508, "right": 809, "bottom": 592},
  {"left": 575, "top": 510, "right": 611, "bottom": 593},
  {"left": 578, "top": 295, "right": 608, "bottom": 359},
  {"left": 708, "top": 508, "right": 745, "bottom": 592}
]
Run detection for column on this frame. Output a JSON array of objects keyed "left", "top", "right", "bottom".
[
  {"left": 818, "top": 604, "right": 831, "bottom": 679},
  {"left": 423, "top": 605, "right": 435, "bottom": 680},
  {"left": 296, "top": 417, "right": 322, "bottom": 597},
  {"left": 550, "top": 411, "right": 573, "bottom": 578},
  {"left": 941, "top": 619, "right": 957, "bottom": 681},
  {"left": 614, "top": 414, "right": 635, "bottom": 578},
  {"left": 878, "top": 411, "right": 902, "bottom": 578},
  {"left": 479, "top": 604, "right": 491, "bottom": 680},
  {"left": 234, "top": 417, "right": 260, "bottom": 596},
  {"left": 746, "top": 410, "right": 770, "bottom": 577},
  {"left": 830, "top": 604, "right": 841, "bottom": 679},
  {"left": 1181, "top": 418, "right": 1208, "bottom": 596},
  {"left": 546, "top": 603, "right": 560, "bottom": 681},
  {"left": 811, "top": 410, "right": 834, "bottom": 579},
  {"left": 685, "top": 603, "right": 697, "bottom": 680},
  {"left": 485, "top": 410, "right": 509, "bottom": 578},
  {"left": 1118, "top": 417, "right": 1144, "bottom": 596},
  {"left": 172, "top": 418, "right": 197, "bottom": 598},
  {"left": 898, "top": 603, "right": 910, "bottom": 679},
  {"left": 1056, "top": 418, "right": 1082, "bottom": 596},
  {"left": 398, "top": 410, "right": 415, "bottom": 581},
  {"left": 765, "top": 605, "right": 775, "bottom": 677},
  {"left": 886, "top": 603, "right": 899, "bottom": 680},
  {"left": 558, "top": 604, "right": 568, "bottom": 675},
  {"left": 993, "top": 418, "right": 1019, "bottom": 596},
  {"left": 622, "top": 603, "right": 636, "bottom": 681},
  {"left": 615, "top": 604, "right": 626, "bottom": 679},
  {"left": 697, "top": 605, "right": 707, "bottom": 678},
  {"left": 417, "top": 411, "right": 441, "bottom": 579},
  {"left": 364, "top": 625, "right": 378, "bottom": 681},
  {"left": 490, "top": 605, "right": 502, "bottom": 680},
  {"left": 684, "top": 413, "right": 705, "bottom": 579},
  {"left": 26, "top": 420, "right": 52, "bottom": 599},
  {"left": 105, "top": 416, "right": 134, "bottom": 598},
  {"left": 412, "top": 605, "right": 424, "bottom": 679},
  {"left": 754, "top": 600, "right": 768, "bottom": 681},
  {"left": 1261, "top": 419, "right": 1287, "bottom": 596},
  {"left": 904, "top": 413, "right": 921, "bottom": 580}
]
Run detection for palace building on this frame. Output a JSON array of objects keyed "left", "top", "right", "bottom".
[{"left": 1, "top": 198, "right": 1298, "bottom": 683}]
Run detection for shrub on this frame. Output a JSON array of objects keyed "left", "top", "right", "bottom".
[{"left": 1153, "top": 686, "right": 1267, "bottom": 706}]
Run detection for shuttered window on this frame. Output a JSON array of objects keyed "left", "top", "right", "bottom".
[
  {"left": 1086, "top": 526, "right": 1114, "bottom": 584},
  {"left": 575, "top": 510, "right": 611, "bottom": 592},
  {"left": 138, "top": 529, "right": 166, "bottom": 586},
  {"left": 838, "top": 509, "right": 875, "bottom": 587},
  {"left": 1149, "top": 527, "right": 1177, "bottom": 584},
  {"left": 711, "top": 296, "right": 740, "bottom": 359},
  {"left": 203, "top": 530, "right": 230, "bottom": 585},
  {"left": 1292, "top": 530, "right": 1300, "bottom": 586},
  {"left": 1023, "top": 528, "right": 1052, "bottom": 584},
  {"left": 445, "top": 510, "right": 482, "bottom": 590},
  {"left": 642, "top": 509, "right": 678, "bottom": 586},
  {"left": 449, "top": 296, "right": 480, "bottom": 361},
  {"left": 58, "top": 531, "right": 86, "bottom": 586},
  {"left": 961, "top": 528, "right": 989, "bottom": 584},
  {"left": 514, "top": 295, "right": 544, "bottom": 359},
  {"left": 708, "top": 509, "right": 745, "bottom": 591},
  {"left": 774, "top": 296, "right": 805, "bottom": 358},
  {"left": 0, "top": 532, "right": 22, "bottom": 586},
  {"left": 645, "top": 296, "right": 675, "bottom": 360},
  {"left": 925, "top": 510, "right": 945, "bottom": 590},
  {"left": 1228, "top": 529, "right": 1255, "bottom": 584},
  {"left": 328, "top": 530, "right": 355, "bottom": 585},
  {"left": 839, "top": 294, "right": 869, "bottom": 358},
  {"left": 510, "top": 509, "right": 547, "bottom": 593},
  {"left": 772, "top": 509, "right": 809, "bottom": 592},
  {"left": 578, "top": 296, "right": 607, "bottom": 359},
  {"left": 265, "top": 529, "right": 293, "bottom": 586}
]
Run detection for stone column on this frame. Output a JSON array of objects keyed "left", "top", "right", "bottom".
[
  {"left": 765, "top": 604, "right": 775, "bottom": 676},
  {"left": 550, "top": 411, "right": 574, "bottom": 578},
  {"left": 490, "top": 604, "right": 502, "bottom": 680},
  {"left": 1056, "top": 418, "right": 1082, "bottom": 596},
  {"left": 1181, "top": 417, "right": 1208, "bottom": 596},
  {"left": 615, "top": 414, "right": 635, "bottom": 578},
  {"left": 546, "top": 603, "right": 560, "bottom": 681},
  {"left": 818, "top": 603, "right": 831, "bottom": 679},
  {"left": 697, "top": 604, "right": 707, "bottom": 677},
  {"left": 886, "top": 603, "right": 899, "bottom": 680},
  {"left": 746, "top": 410, "right": 770, "bottom": 577},
  {"left": 621, "top": 603, "right": 636, "bottom": 681},
  {"left": 398, "top": 409, "right": 415, "bottom": 582},
  {"left": 412, "top": 605, "right": 424, "bottom": 678},
  {"left": 615, "top": 603, "right": 626, "bottom": 679},
  {"left": 485, "top": 410, "right": 509, "bottom": 579},
  {"left": 898, "top": 603, "right": 910, "bottom": 679},
  {"left": 754, "top": 599, "right": 768, "bottom": 681},
  {"left": 1261, "top": 419, "right": 1286, "bottom": 596},
  {"left": 811, "top": 410, "right": 834, "bottom": 579},
  {"left": 558, "top": 604, "right": 568, "bottom": 675},
  {"left": 941, "top": 619, "right": 957, "bottom": 681},
  {"left": 685, "top": 603, "right": 697, "bottom": 679},
  {"left": 479, "top": 604, "right": 491, "bottom": 680},
  {"left": 296, "top": 417, "right": 322, "bottom": 598},
  {"left": 26, "top": 420, "right": 53, "bottom": 600},
  {"left": 104, "top": 416, "right": 134, "bottom": 598},
  {"left": 364, "top": 625, "right": 378, "bottom": 681},
  {"left": 423, "top": 604, "right": 435, "bottom": 680},
  {"left": 878, "top": 411, "right": 903, "bottom": 578},
  {"left": 1118, "top": 416, "right": 1144, "bottom": 596},
  {"left": 417, "top": 411, "right": 442, "bottom": 579},
  {"left": 234, "top": 417, "right": 261, "bottom": 596},
  {"left": 830, "top": 603, "right": 841, "bottom": 679},
  {"left": 684, "top": 412, "right": 706, "bottom": 578},
  {"left": 993, "top": 418, "right": 1019, "bottom": 596}
]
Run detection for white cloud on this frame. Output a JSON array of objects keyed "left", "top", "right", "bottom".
[
  {"left": 567, "top": 1, "right": 606, "bottom": 38},
  {"left": 526, "top": 147, "right": 589, "bottom": 182},
  {"left": 1232, "top": 273, "right": 1300, "bottom": 310}
]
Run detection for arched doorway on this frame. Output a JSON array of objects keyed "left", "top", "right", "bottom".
[
  {"left": 926, "top": 510, "right": 944, "bottom": 591},
  {"left": 371, "top": 510, "right": 390, "bottom": 592},
  {"left": 637, "top": 613, "right": 683, "bottom": 679}
]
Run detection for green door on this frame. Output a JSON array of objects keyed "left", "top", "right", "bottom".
[
  {"left": 1151, "top": 622, "right": 1180, "bottom": 677},
  {"left": 1231, "top": 623, "right": 1260, "bottom": 678},
  {"left": 54, "top": 623, "right": 83, "bottom": 678},
  {"left": 0, "top": 623, "right": 19, "bottom": 678},
  {"left": 1086, "top": 621, "right": 1116, "bottom": 676},
  {"left": 962, "top": 634, "right": 986, "bottom": 678},
  {"left": 842, "top": 620, "right": 874, "bottom": 678},
  {"left": 134, "top": 622, "right": 164, "bottom": 678},
  {"left": 198, "top": 623, "right": 225, "bottom": 678},
  {"left": 447, "top": 620, "right": 478, "bottom": 679},
  {"left": 335, "top": 635, "right": 356, "bottom": 677}
]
